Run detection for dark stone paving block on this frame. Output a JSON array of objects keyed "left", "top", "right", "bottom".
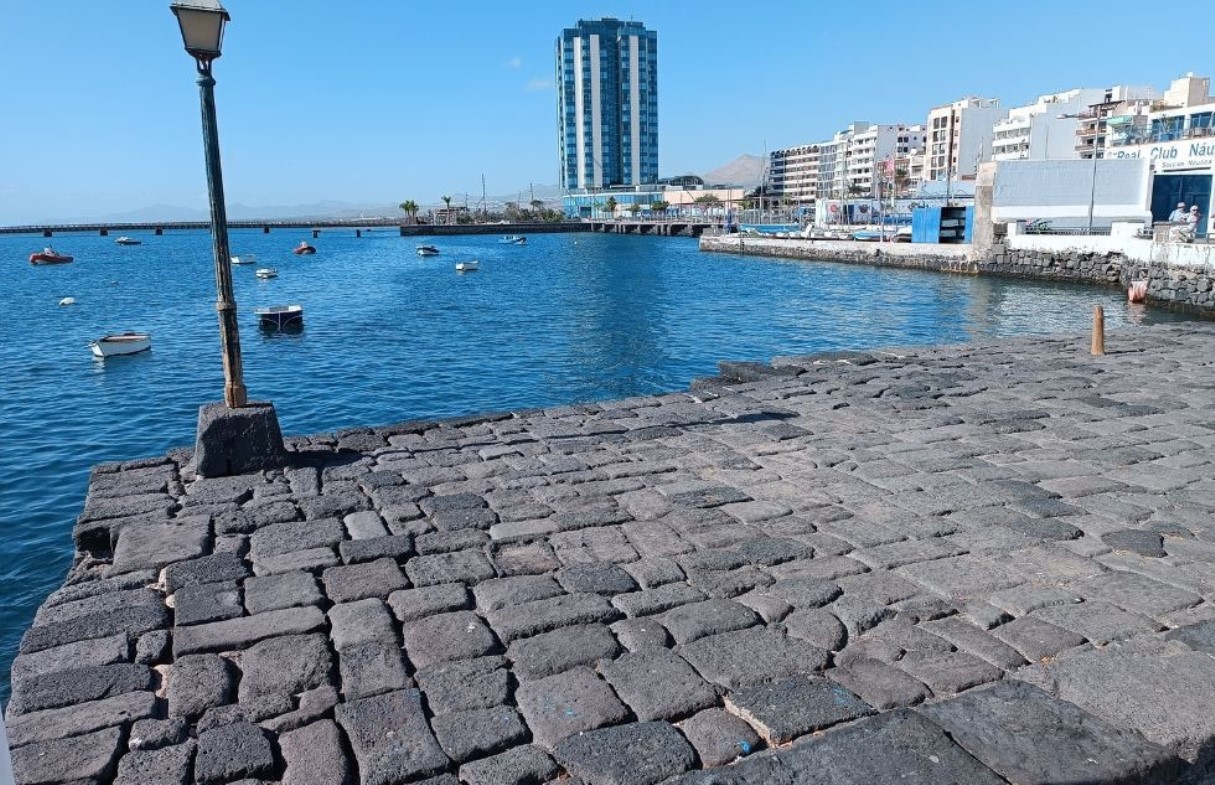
[
  {"left": 677, "top": 628, "right": 829, "bottom": 690},
  {"left": 489, "top": 592, "right": 622, "bottom": 643},
  {"left": 340, "top": 534, "right": 414, "bottom": 564},
  {"left": 735, "top": 591, "right": 792, "bottom": 624},
  {"left": 784, "top": 609, "right": 847, "bottom": 651},
  {"left": 195, "top": 694, "right": 294, "bottom": 734},
  {"left": 658, "top": 599, "right": 759, "bottom": 644},
  {"left": 431, "top": 507, "right": 499, "bottom": 532},
  {"left": 1075, "top": 570, "right": 1203, "bottom": 618},
  {"left": 835, "top": 571, "right": 920, "bottom": 604},
  {"left": 508, "top": 623, "right": 620, "bottom": 680},
  {"left": 515, "top": 666, "right": 630, "bottom": 749},
  {"left": 659, "top": 480, "right": 752, "bottom": 509},
  {"left": 114, "top": 739, "right": 194, "bottom": 785},
  {"left": 861, "top": 619, "right": 952, "bottom": 654},
  {"left": 8, "top": 663, "right": 153, "bottom": 716},
  {"left": 827, "top": 657, "right": 932, "bottom": 710},
  {"left": 991, "top": 616, "right": 1087, "bottom": 662},
  {"left": 402, "top": 610, "right": 498, "bottom": 668},
  {"left": 686, "top": 566, "right": 774, "bottom": 598},
  {"left": 34, "top": 587, "right": 163, "bottom": 629},
  {"left": 329, "top": 598, "right": 397, "bottom": 651},
  {"left": 1032, "top": 600, "right": 1162, "bottom": 644},
  {"left": 919, "top": 680, "right": 1184, "bottom": 785},
  {"left": 1102, "top": 528, "right": 1166, "bottom": 557},
  {"left": 112, "top": 518, "right": 211, "bottom": 574},
  {"left": 1166, "top": 618, "right": 1215, "bottom": 654},
  {"left": 831, "top": 595, "right": 893, "bottom": 637},
  {"left": 6, "top": 691, "right": 156, "bottom": 749},
  {"left": 249, "top": 517, "right": 344, "bottom": 560},
  {"left": 852, "top": 538, "right": 966, "bottom": 571},
  {"left": 10, "top": 633, "right": 128, "bottom": 681},
  {"left": 243, "top": 570, "right": 323, "bottom": 615},
  {"left": 11, "top": 726, "right": 124, "bottom": 785},
  {"left": 173, "top": 580, "right": 243, "bottom": 626},
  {"left": 611, "top": 618, "right": 671, "bottom": 652},
  {"left": 611, "top": 583, "right": 706, "bottom": 618},
  {"left": 600, "top": 648, "right": 717, "bottom": 721},
  {"left": 194, "top": 721, "right": 276, "bottom": 785},
  {"left": 389, "top": 583, "right": 472, "bottom": 622},
  {"left": 20, "top": 605, "right": 169, "bottom": 655},
  {"left": 406, "top": 549, "right": 497, "bottom": 586},
  {"left": 557, "top": 563, "right": 638, "bottom": 595},
  {"left": 898, "top": 650, "right": 1003, "bottom": 695},
  {"left": 164, "top": 551, "right": 250, "bottom": 593},
  {"left": 335, "top": 689, "right": 450, "bottom": 785},
  {"left": 473, "top": 575, "right": 564, "bottom": 612},
  {"left": 168, "top": 654, "right": 234, "bottom": 719},
  {"left": 415, "top": 656, "right": 510, "bottom": 715},
  {"left": 897, "top": 554, "right": 1025, "bottom": 598},
  {"left": 491, "top": 540, "right": 561, "bottom": 576},
  {"left": 622, "top": 558, "right": 684, "bottom": 589},
  {"left": 725, "top": 675, "right": 874, "bottom": 744},
  {"left": 300, "top": 490, "right": 371, "bottom": 520},
  {"left": 760, "top": 577, "right": 842, "bottom": 610},
  {"left": 553, "top": 720, "right": 696, "bottom": 785},
  {"left": 339, "top": 640, "right": 411, "bottom": 700},
  {"left": 737, "top": 536, "right": 812, "bottom": 566},
  {"left": 432, "top": 705, "right": 529, "bottom": 762},
  {"left": 677, "top": 708, "right": 761, "bottom": 767},
  {"left": 988, "top": 584, "right": 1082, "bottom": 617},
  {"left": 678, "top": 549, "right": 747, "bottom": 573},
  {"left": 321, "top": 557, "right": 409, "bottom": 603},
  {"left": 458, "top": 744, "right": 559, "bottom": 785},
  {"left": 261, "top": 685, "right": 339, "bottom": 735},
  {"left": 238, "top": 633, "right": 333, "bottom": 702},
  {"left": 129, "top": 717, "right": 188, "bottom": 751},
  {"left": 174, "top": 606, "right": 326, "bottom": 656},
  {"left": 279, "top": 719, "right": 351, "bottom": 785},
  {"left": 921, "top": 616, "right": 1027, "bottom": 669}
]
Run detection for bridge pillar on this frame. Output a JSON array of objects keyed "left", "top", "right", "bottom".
[
  {"left": 99, "top": 228, "right": 109, "bottom": 236},
  {"left": 43, "top": 229, "right": 52, "bottom": 237},
  {"left": 263, "top": 226, "right": 270, "bottom": 234},
  {"left": 155, "top": 227, "right": 164, "bottom": 236},
  {"left": 312, "top": 230, "right": 319, "bottom": 239},
  {"left": 356, "top": 229, "right": 361, "bottom": 238}
]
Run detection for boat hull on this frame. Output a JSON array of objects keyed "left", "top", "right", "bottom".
[
  {"left": 294, "top": 247, "right": 316, "bottom": 255},
  {"left": 115, "top": 238, "right": 141, "bottom": 246},
  {"left": 30, "top": 254, "right": 73, "bottom": 265},
  {"left": 256, "top": 305, "right": 304, "bottom": 329},
  {"left": 90, "top": 333, "right": 151, "bottom": 358}
]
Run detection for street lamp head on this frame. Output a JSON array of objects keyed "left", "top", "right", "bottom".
[{"left": 171, "top": 0, "right": 230, "bottom": 69}]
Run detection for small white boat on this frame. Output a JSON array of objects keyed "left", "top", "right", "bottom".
[
  {"left": 499, "top": 235, "right": 526, "bottom": 245},
  {"left": 256, "top": 303, "right": 304, "bottom": 329},
  {"left": 114, "top": 237, "right": 141, "bottom": 246},
  {"left": 417, "top": 245, "right": 440, "bottom": 256},
  {"left": 255, "top": 267, "right": 278, "bottom": 279},
  {"left": 231, "top": 254, "right": 257, "bottom": 265},
  {"left": 89, "top": 332, "right": 151, "bottom": 358},
  {"left": 59, "top": 297, "right": 76, "bottom": 306},
  {"left": 455, "top": 260, "right": 479, "bottom": 272}
]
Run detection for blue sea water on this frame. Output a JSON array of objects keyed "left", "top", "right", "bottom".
[{"left": 0, "top": 228, "right": 1196, "bottom": 701}]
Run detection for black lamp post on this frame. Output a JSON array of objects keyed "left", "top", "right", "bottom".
[{"left": 172, "top": 0, "right": 285, "bottom": 477}]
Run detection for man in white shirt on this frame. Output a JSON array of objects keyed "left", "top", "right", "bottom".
[{"left": 1168, "top": 202, "right": 1188, "bottom": 223}]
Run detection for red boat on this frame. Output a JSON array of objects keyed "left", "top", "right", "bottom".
[
  {"left": 293, "top": 242, "right": 316, "bottom": 255},
  {"left": 29, "top": 247, "right": 74, "bottom": 265}
]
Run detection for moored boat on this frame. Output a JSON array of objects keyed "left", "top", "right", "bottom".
[
  {"left": 500, "top": 235, "right": 526, "bottom": 245},
  {"left": 294, "top": 242, "right": 317, "bottom": 255},
  {"left": 231, "top": 254, "right": 257, "bottom": 265},
  {"left": 255, "top": 267, "right": 278, "bottom": 279},
  {"left": 416, "top": 245, "right": 440, "bottom": 256},
  {"left": 455, "top": 260, "right": 479, "bottom": 272},
  {"left": 256, "top": 303, "right": 304, "bottom": 329},
  {"left": 114, "top": 237, "right": 141, "bottom": 246},
  {"left": 89, "top": 332, "right": 151, "bottom": 358},
  {"left": 30, "top": 248, "right": 73, "bottom": 265}
]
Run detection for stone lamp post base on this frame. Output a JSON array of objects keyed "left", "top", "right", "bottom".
[{"left": 193, "top": 401, "right": 287, "bottom": 478}]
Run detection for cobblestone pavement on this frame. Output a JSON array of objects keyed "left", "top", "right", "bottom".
[{"left": 9, "top": 323, "right": 1215, "bottom": 784}]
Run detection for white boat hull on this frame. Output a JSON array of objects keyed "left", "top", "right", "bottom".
[
  {"left": 455, "top": 261, "right": 479, "bottom": 272},
  {"left": 90, "top": 333, "right": 151, "bottom": 358}
]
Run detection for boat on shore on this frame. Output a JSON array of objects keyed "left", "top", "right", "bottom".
[
  {"left": 500, "top": 235, "right": 526, "bottom": 245},
  {"left": 294, "top": 242, "right": 317, "bottom": 255},
  {"left": 256, "top": 304, "right": 304, "bottom": 329},
  {"left": 89, "top": 332, "right": 151, "bottom": 358},
  {"left": 455, "top": 260, "right": 479, "bottom": 272},
  {"left": 231, "top": 254, "right": 257, "bottom": 266},
  {"left": 30, "top": 248, "right": 73, "bottom": 265},
  {"left": 417, "top": 245, "right": 440, "bottom": 256},
  {"left": 114, "top": 237, "right": 141, "bottom": 246},
  {"left": 255, "top": 267, "right": 278, "bottom": 279}
]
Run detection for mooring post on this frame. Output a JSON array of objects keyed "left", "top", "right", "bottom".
[
  {"left": 312, "top": 229, "right": 319, "bottom": 239},
  {"left": 1091, "top": 305, "right": 1105, "bottom": 356}
]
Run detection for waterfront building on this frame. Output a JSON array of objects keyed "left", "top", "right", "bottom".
[
  {"left": 556, "top": 18, "right": 658, "bottom": 192},
  {"left": 1072, "top": 85, "right": 1158, "bottom": 159},
  {"left": 769, "top": 143, "right": 821, "bottom": 205},
  {"left": 991, "top": 89, "right": 1106, "bottom": 161},
  {"left": 770, "top": 122, "right": 922, "bottom": 205},
  {"left": 923, "top": 97, "right": 1007, "bottom": 182}
]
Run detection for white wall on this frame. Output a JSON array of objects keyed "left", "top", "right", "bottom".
[{"left": 992, "top": 159, "right": 1150, "bottom": 227}]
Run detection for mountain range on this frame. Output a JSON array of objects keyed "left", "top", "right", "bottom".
[{"left": 63, "top": 155, "right": 766, "bottom": 224}]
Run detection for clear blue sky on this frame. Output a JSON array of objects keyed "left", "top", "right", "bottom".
[{"left": 0, "top": 1, "right": 1208, "bottom": 223}]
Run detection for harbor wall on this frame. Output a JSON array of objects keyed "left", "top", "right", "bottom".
[{"left": 699, "top": 233, "right": 1215, "bottom": 314}]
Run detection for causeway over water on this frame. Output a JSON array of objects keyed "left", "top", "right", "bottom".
[{"left": 8, "top": 323, "right": 1215, "bottom": 784}]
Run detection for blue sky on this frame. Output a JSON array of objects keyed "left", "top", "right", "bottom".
[{"left": 0, "top": 1, "right": 1209, "bottom": 223}]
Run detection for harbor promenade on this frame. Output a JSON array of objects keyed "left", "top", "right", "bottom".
[{"left": 8, "top": 323, "right": 1215, "bottom": 784}]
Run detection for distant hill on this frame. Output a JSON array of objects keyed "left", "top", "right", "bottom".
[{"left": 702, "top": 155, "right": 766, "bottom": 188}]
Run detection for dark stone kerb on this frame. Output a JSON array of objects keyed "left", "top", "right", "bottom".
[{"left": 192, "top": 401, "right": 286, "bottom": 478}]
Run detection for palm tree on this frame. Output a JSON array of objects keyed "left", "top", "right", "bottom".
[
  {"left": 399, "top": 200, "right": 419, "bottom": 225},
  {"left": 441, "top": 195, "right": 453, "bottom": 225},
  {"left": 605, "top": 196, "right": 618, "bottom": 218}
]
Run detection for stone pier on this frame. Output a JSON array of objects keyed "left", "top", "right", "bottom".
[{"left": 8, "top": 324, "right": 1215, "bottom": 784}]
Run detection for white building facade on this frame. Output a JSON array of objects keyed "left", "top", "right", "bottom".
[
  {"left": 991, "top": 89, "right": 1106, "bottom": 161},
  {"left": 924, "top": 97, "right": 1007, "bottom": 182},
  {"left": 770, "top": 122, "right": 923, "bottom": 204}
]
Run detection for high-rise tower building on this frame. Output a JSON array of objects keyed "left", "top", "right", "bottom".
[{"left": 556, "top": 18, "right": 658, "bottom": 191}]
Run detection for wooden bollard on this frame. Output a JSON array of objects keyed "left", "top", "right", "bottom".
[{"left": 1091, "top": 305, "right": 1105, "bottom": 356}]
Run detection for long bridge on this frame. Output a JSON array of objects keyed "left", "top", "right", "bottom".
[{"left": 0, "top": 217, "right": 404, "bottom": 237}]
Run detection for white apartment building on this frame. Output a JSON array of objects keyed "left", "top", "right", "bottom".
[
  {"left": 924, "top": 97, "right": 1007, "bottom": 182},
  {"left": 768, "top": 143, "right": 821, "bottom": 204},
  {"left": 991, "top": 89, "right": 1107, "bottom": 161},
  {"left": 770, "top": 122, "right": 923, "bottom": 203},
  {"left": 1108, "top": 74, "right": 1213, "bottom": 147},
  {"left": 1072, "top": 85, "right": 1158, "bottom": 159}
]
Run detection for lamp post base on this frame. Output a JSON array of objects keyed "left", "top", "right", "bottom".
[{"left": 192, "top": 401, "right": 287, "bottom": 478}]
